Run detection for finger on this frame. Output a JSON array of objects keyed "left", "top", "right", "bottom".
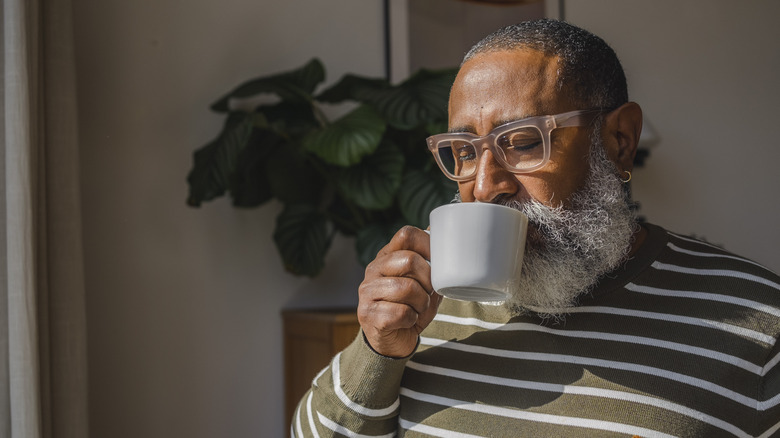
[
  {"left": 358, "top": 278, "right": 441, "bottom": 358},
  {"left": 358, "top": 284, "right": 423, "bottom": 339},
  {"left": 376, "top": 226, "right": 431, "bottom": 262},
  {"left": 416, "top": 291, "right": 443, "bottom": 330},
  {"left": 360, "top": 276, "right": 432, "bottom": 316},
  {"left": 360, "top": 298, "right": 420, "bottom": 334},
  {"left": 366, "top": 250, "right": 433, "bottom": 294}
]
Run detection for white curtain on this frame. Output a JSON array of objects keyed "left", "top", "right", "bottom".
[{"left": 1, "top": 0, "right": 89, "bottom": 437}]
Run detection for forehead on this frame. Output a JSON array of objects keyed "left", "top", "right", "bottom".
[{"left": 448, "top": 49, "right": 572, "bottom": 132}]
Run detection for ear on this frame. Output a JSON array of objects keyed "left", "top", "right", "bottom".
[{"left": 602, "top": 102, "right": 643, "bottom": 173}]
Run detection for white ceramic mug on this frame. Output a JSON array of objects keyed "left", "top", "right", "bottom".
[{"left": 429, "top": 202, "right": 528, "bottom": 302}]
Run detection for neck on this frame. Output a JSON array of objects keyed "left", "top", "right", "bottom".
[{"left": 628, "top": 223, "right": 648, "bottom": 258}]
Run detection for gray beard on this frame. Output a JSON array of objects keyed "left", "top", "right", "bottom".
[
  {"left": 503, "top": 141, "right": 637, "bottom": 317},
  {"left": 454, "top": 136, "right": 638, "bottom": 318}
]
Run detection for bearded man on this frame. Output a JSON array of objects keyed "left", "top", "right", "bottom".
[{"left": 292, "top": 20, "right": 780, "bottom": 437}]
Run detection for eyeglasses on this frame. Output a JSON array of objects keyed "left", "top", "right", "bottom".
[{"left": 426, "top": 109, "right": 605, "bottom": 182}]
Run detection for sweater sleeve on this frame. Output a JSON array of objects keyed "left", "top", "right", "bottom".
[
  {"left": 759, "top": 337, "right": 780, "bottom": 437},
  {"left": 290, "top": 331, "right": 410, "bottom": 437}
]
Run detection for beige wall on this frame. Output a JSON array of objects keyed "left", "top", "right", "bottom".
[
  {"left": 74, "top": 1, "right": 382, "bottom": 436},
  {"left": 75, "top": 0, "right": 780, "bottom": 437},
  {"left": 408, "top": 0, "right": 544, "bottom": 72},
  {"left": 556, "top": 0, "right": 780, "bottom": 271}
]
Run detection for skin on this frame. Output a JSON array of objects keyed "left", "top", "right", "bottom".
[{"left": 358, "top": 48, "right": 646, "bottom": 358}]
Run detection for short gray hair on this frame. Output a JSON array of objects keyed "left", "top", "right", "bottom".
[{"left": 464, "top": 19, "right": 628, "bottom": 111}]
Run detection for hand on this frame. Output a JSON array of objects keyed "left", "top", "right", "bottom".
[{"left": 357, "top": 226, "right": 442, "bottom": 358}]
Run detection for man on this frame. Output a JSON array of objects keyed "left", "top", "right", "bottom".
[{"left": 292, "top": 19, "right": 780, "bottom": 437}]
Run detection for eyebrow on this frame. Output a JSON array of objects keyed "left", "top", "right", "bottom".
[{"left": 448, "top": 125, "right": 475, "bottom": 134}]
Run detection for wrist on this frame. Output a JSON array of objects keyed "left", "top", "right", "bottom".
[{"left": 362, "top": 331, "right": 419, "bottom": 359}]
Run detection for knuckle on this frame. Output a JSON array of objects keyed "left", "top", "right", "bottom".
[
  {"left": 368, "top": 252, "right": 420, "bottom": 280},
  {"left": 356, "top": 286, "right": 421, "bottom": 332},
  {"left": 356, "top": 302, "right": 373, "bottom": 325},
  {"left": 360, "top": 259, "right": 381, "bottom": 280},
  {"left": 372, "top": 314, "right": 393, "bottom": 332},
  {"left": 374, "top": 305, "right": 416, "bottom": 331},
  {"left": 392, "top": 253, "right": 417, "bottom": 275},
  {"left": 387, "top": 276, "right": 416, "bottom": 296},
  {"left": 395, "top": 305, "right": 419, "bottom": 326},
  {"left": 357, "top": 280, "right": 372, "bottom": 297},
  {"left": 395, "top": 225, "right": 418, "bottom": 242}
]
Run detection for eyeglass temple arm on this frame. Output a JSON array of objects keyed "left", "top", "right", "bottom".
[{"left": 554, "top": 109, "right": 607, "bottom": 128}]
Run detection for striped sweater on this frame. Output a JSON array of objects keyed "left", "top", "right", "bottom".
[{"left": 292, "top": 223, "right": 780, "bottom": 437}]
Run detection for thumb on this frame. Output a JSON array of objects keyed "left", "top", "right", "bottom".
[{"left": 415, "top": 292, "right": 443, "bottom": 333}]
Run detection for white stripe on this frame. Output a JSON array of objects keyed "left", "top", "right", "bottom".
[
  {"left": 420, "top": 337, "right": 763, "bottom": 409},
  {"left": 498, "top": 321, "right": 764, "bottom": 374},
  {"left": 667, "top": 231, "right": 728, "bottom": 253},
  {"left": 306, "top": 392, "right": 320, "bottom": 438},
  {"left": 667, "top": 241, "right": 769, "bottom": 270},
  {"left": 435, "top": 313, "right": 763, "bottom": 374},
  {"left": 764, "top": 351, "right": 780, "bottom": 376},
  {"left": 626, "top": 282, "right": 780, "bottom": 319},
  {"left": 405, "top": 360, "right": 751, "bottom": 437},
  {"left": 332, "top": 352, "right": 400, "bottom": 417},
  {"left": 400, "top": 387, "right": 677, "bottom": 438},
  {"left": 563, "top": 305, "right": 775, "bottom": 345},
  {"left": 399, "top": 418, "right": 485, "bottom": 437},
  {"left": 652, "top": 261, "right": 780, "bottom": 291},
  {"left": 758, "top": 418, "right": 780, "bottom": 438},
  {"left": 317, "top": 412, "right": 395, "bottom": 438},
  {"left": 293, "top": 397, "right": 302, "bottom": 438},
  {"left": 434, "top": 313, "right": 503, "bottom": 330},
  {"left": 761, "top": 392, "right": 780, "bottom": 411},
  {"left": 312, "top": 365, "right": 328, "bottom": 387}
]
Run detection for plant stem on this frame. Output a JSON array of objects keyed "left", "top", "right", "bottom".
[
  {"left": 305, "top": 155, "right": 367, "bottom": 230},
  {"left": 311, "top": 101, "right": 329, "bottom": 128}
]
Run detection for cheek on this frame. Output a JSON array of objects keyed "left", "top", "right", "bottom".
[
  {"left": 514, "top": 157, "right": 589, "bottom": 207},
  {"left": 542, "top": 134, "right": 593, "bottom": 205},
  {"left": 530, "top": 163, "right": 587, "bottom": 207}
]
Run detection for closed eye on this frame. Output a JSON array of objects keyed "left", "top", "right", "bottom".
[
  {"left": 456, "top": 148, "right": 476, "bottom": 161},
  {"left": 507, "top": 140, "right": 541, "bottom": 151},
  {"left": 451, "top": 141, "right": 477, "bottom": 162},
  {"left": 500, "top": 129, "right": 542, "bottom": 152}
]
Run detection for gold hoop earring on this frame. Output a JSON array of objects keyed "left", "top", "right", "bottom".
[{"left": 620, "top": 170, "right": 632, "bottom": 183}]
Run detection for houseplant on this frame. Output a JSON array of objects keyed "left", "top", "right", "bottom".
[{"left": 186, "top": 59, "right": 458, "bottom": 277}]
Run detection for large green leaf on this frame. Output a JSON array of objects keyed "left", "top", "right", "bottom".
[
  {"left": 337, "top": 142, "right": 404, "bottom": 210},
  {"left": 316, "top": 74, "right": 390, "bottom": 103},
  {"left": 325, "top": 196, "right": 362, "bottom": 237},
  {"left": 229, "top": 131, "right": 277, "bottom": 207},
  {"left": 254, "top": 101, "right": 320, "bottom": 140},
  {"left": 264, "top": 144, "right": 324, "bottom": 204},
  {"left": 302, "top": 105, "right": 386, "bottom": 167},
  {"left": 273, "top": 204, "right": 333, "bottom": 277},
  {"left": 355, "top": 220, "right": 405, "bottom": 267},
  {"left": 186, "top": 112, "right": 255, "bottom": 207},
  {"left": 359, "top": 68, "right": 457, "bottom": 130},
  {"left": 210, "top": 59, "right": 326, "bottom": 113},
  {"left": 397, "top": 169, "right": 458, "bottom": 228}
]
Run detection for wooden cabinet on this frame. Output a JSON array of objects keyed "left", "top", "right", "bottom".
[{"left": 282, "top": 308, "right": 360, "bottom": 428}]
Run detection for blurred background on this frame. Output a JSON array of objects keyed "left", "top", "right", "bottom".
[{"left": 72, "top": 0, "right": 780, "bottom": 436}]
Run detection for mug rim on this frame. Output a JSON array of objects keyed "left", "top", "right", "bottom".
[{"left": 432, "top": 202, "right": 527, "bottom": 217}]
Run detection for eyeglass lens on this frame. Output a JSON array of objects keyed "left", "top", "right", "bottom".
[{"left": 435, "top": 126, "right": 545, "bottom": 178}]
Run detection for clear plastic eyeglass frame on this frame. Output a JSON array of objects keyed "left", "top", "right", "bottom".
[{"left": 426, "top": 109, "right": 605, "bottom": 182}]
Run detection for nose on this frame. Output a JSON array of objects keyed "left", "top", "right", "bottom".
[{"left": 471, "top": 147, "right": 519, "bottom": 203}]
